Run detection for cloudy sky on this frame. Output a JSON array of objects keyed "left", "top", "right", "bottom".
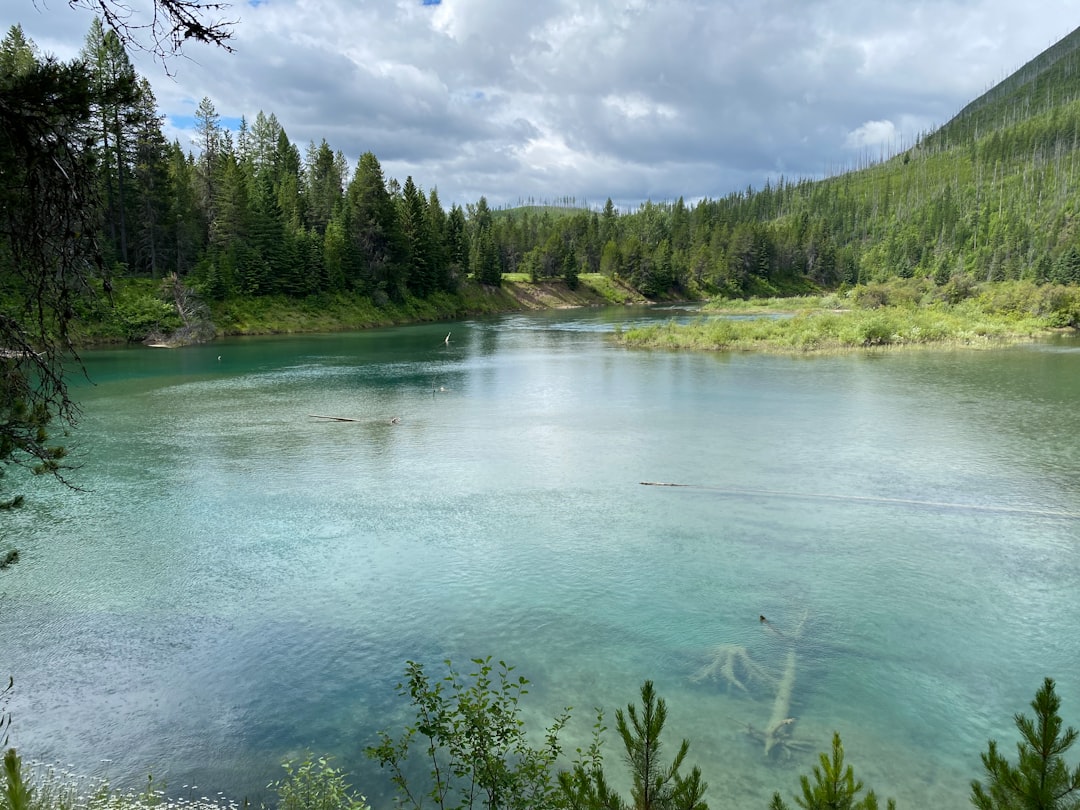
[{"left": 5, "top": 0, "right": 1079, "bottom": 209}]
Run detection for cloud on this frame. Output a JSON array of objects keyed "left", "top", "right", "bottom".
[
  {"left": 2, "top": 0, "right": 1077, "bottom": 208},
  {"left": 845, "top": 120, "right": 899, "bottom": 151}
]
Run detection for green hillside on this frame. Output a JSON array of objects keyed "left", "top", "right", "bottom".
[
  {"left": 927, "top": 26, "right": 1080, "bottom": 148},
  {"left": 485, "top": 25, "right": 1080, "bottom": 305}
]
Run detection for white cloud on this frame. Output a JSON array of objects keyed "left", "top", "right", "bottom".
[
  {"left": 2, "top": 0, "right": 1078, "bottom": 208},
  {"left": 845, "top": 120, "right": 898, "bottom": 150}
]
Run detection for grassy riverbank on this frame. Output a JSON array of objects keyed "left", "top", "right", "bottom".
[
  {"left": 617, "top": 279, "right": 1080, "bottom": 352},
  {"left": 210, "top": 274, "right": 647, "bottom": 336},
  {"left": 83, "top": 274, "right": 650, "bottom": 344}
]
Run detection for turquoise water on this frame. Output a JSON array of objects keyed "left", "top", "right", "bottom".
[{"left": 2, "top": 307, "right": 1079, "bottom": 809}]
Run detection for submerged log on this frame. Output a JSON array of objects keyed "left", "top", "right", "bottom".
[
  {"left": 763, "top": 647, "right": 797, "bottom": 756},
  {"left": 692, "top": 643, "right": 776, "bottom": 692}
]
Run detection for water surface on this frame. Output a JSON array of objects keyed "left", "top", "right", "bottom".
[{"left": 3, "top": 307, "right": 1079, "bottom": 809}]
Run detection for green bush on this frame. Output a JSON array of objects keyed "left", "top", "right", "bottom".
[
  {"left": 367, "top": 658, "right": 570, "bottom": 810},
  {"left": 111, "top": 289, "right": 180, "bottom": 341},
  {"left": 271, "top": 755, "right": 369, "bottom": 810}
]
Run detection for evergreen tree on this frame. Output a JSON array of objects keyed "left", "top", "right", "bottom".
[
  {"left": 250, "top": 110, "right": 282, "bottom": 179},
  {"left": 0, "top": 28, "right": 103, "bottom": 493},
  {"left": 345, "top": 151, "right": 406, "bottom": 300},
  {"left": 130, "top": 78, "right": 171, "bottom": 277},
  {"left": 193, "top": 95, "right": 222, "bottom": 238},
  {"left": 770, "top": 732, "right": 896, "bottom": 810},
  {"left": 399, "top": 176, "right": 434, "bottom": 296},
  {"left": 446, "top": 203, "right": 470, "bottom": 281},
  {"left": 425, "top": 187, "right": 451, "bottom": 291},
  {"left": 0, "top": 24, "right": 37, "bottom": 76},
  {"left": 304, "top": 139, "right": 343, "bottom": 236},
  {"left": 560, "top": 681, "right": 708, "bottom": 810},
  {"left": 82, "top": 18, "right": 139, "bottom": 269},
  {"left": 469, "top": 196, "right": 501, "bottom": 286},
  {"left": 164, "top": 143, "right": 203, "bottom": 278},
  {"left": 971, "top": 678, "right": 1080, "bottom": 810}
]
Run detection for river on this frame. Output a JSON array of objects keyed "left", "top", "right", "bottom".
[{"left": 3, "top": 305, "right": 1079, "bottom": 808}]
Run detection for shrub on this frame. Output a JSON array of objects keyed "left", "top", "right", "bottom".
[
  {"left": 367, "top": 658, "right": 570, "bottom": 810},
  {"left": 271, "top": 755, "right": 369, "bottom": 810}
]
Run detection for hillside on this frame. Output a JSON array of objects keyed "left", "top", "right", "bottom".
[
  {"left": 477, "top": 25, "right": 1080, "bottom": 304},
  {"left": 927, "top": 25, "right": 1080, "bottom": 149},
  {"left": 600, "top": 29, "right": 1080, "bottom": 350}
]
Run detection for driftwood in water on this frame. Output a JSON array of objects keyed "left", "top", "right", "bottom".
[
  {"left": 692, "top": 644, "right": 776, "bottom": 693},
  {"left": 763, "top": 648, "right": 797, "bottom": 756},
  {"left": 309, "top": 414, "right": 401, "bottom": 425},
  {"left": 696, "top": 610, "right": 810, "bottom": 758}
]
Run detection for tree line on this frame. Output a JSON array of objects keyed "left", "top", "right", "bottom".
[{"left": 9, "top": 17, "right": 1080, "bottom": 328}]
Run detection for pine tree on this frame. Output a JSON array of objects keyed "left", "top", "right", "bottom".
[
  {"left": 426, "top": 187, "right": 451, "bottom": 291},
  {"left": 559, "top": 681, "right": 708, "bottom": 810},
  {"left": 345, "top": 152, "right": 406, "bottom": 300},
  {"left": 469, "top": 196, "right": 501, "bottom": 286},
  {"left": 130, "top": 77, "right": 171, "bottom": 277},
  {"left": 82, "top": 18, "right": 139, "bottom": 269},
  {"left": 770, "top": 733, "right": 895, "bottom": 810},
  {"left": 0, "top": 24, "right": 37, "bottom": 75},
  {"left": 971, "top": 678, "right": 1080, "bottom": 810},
  {"left": 446, "top": 203, "right": 470, "bottom": 281},
  {"left": 0, "top": 27, "right": 101, "bottom": 491},
  {"left": 304, "top": 139, "right": 343, "bottom": 235},
  {"left": 399, "top": 176, "right": 434, "bottom": 296},
  {"left": 193, "top": 96, "right": 222, "bottom": 238}
]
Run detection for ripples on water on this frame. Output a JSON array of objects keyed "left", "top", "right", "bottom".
[{"left": 5, "top": 309, "right": 1079, "bottom": 809}]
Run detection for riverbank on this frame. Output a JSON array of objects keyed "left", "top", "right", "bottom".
[
  {"left": 212, "top": 274, "right": 650, "bottom": 336},
  {"left": 78, "top": 274, "right": 653, "bottom": 345},
  {"left": 616, "top": 282, "right": 1080, "bottom": 352}
]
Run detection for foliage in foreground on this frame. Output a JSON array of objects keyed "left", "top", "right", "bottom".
[
  {"left": 3, "top": 672, "right": 1080, "bottom": 810},
  {"left": 365, "top": 657, "right": 570, "bottom": 810},
  {"left": 971, "top": 677, "right": 1080, "bottom": 810},
  {"left": 270, "top": 755, "right": 370, "bottom": 810},
  {"left": 769, "top": 732, "right": 895, "bottom": 810},
  {"left": 559, "top": 680, "right": 708, "bottom": 810}
]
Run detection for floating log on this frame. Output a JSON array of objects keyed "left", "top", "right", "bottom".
[{"left": 309, "top": 414, "right": 402, "bottom": 425}]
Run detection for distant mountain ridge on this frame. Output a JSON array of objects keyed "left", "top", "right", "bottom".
[{"left": 927, "top": 25, "right": 1080, "bottom": 148}]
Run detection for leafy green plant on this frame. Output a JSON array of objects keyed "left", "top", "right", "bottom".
[
  {"left": 971, "top": 678, "right": 1080, "bottom": 810},
  {"left": 367, "top": 658, "right": 570, "bottom": 810},
  {"left": 1, "top": 749, "right": 32, "bottom": 810},
  {"left": 559, "top": 681, "right": 708, "bottom": 810},
  {"left": 769, "top": 732, "right": 895, "bottom": 810},
  {"left": 271, "top": 754, "right": 369, "bottom": 810}
]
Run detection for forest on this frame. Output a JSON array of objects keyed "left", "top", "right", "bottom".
[{"left": 6, "top": 18, "right": 1080, "bottom": 346}]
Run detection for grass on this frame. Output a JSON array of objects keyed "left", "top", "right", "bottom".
[
  {"left": 618, "top": 290, "right": 1075, "bottom": 353},
  {"left": 7, "top": 759, "right": 238, "bottom": 810},
  {"left": 3, "top": 753, "right": 367, "bottom": 810},
  {"left": 206, "top": 284, "right": 528, "bottom": 337}
]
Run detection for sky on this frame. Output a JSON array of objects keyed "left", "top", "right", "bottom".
[{"left": 4, "top": 0, "right": 1080, "bottom": 210}]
